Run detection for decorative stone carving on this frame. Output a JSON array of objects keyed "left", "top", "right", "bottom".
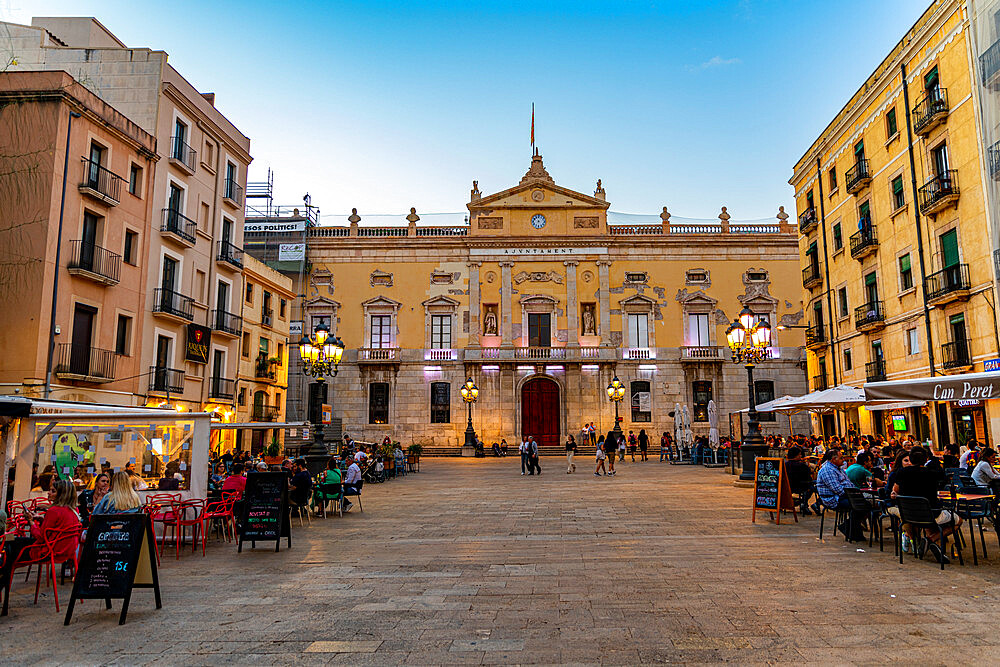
[
  {"left": 581, "top": 270, "right": 594, "bottom": 283},
  {"left": 624, "top": 271, "right": 648, "bottom": 285},
  {"left": 471, "top": 180, "right": 481, "bottom": 201},
  {"left": 776, "top": 206, "right": 789, "bottom": 224},
  {"left": 370, "top": 269, "right": 393, "bottom": 287},
  {"left": 581, "top": 303, "right": 597, "bottom": 335},
  {"left": 685, "top": 268, "right": 710, "bottom": 286},
  {"left": 406, "top": 207, "right": 420, "bottom": 223},
  {"left": 719, "top": 206, "right": 731, "bottom": 224},
  {"left": 714, "top": 309, "right": 730, "bottom": 325},
  {"left": 478, "top": 216, "right": 503, "bottom": 229},
  {"left": 519, "top": 153, "right": 556, "bottom": 185},
  {"left": 513, "top": 271, "right": 563, "bottom": 285},
  {"left": 430, "top": 269, "right": 453, "bottom": 285},
  {"left": 483, "top": 305, "right": 499, "bottom": 335},
  {"left": 594, "top": 179, "right": 605, "bottom": 198},
  {"left": 485, "top": 271, "right": 497, "bottom": 284},
  {"left": 660, "top": 206, "right": 671, "bottom": 224},
  {"left": 574, "top": 216, "right": 599, "bottom": 229},
  {"left": 347, "top": 208, "right": 361, "bottom": 224},
  {"left": 311, "top": 268, "right": 332, "bottom": 287},
  {"left": 531, "top": 189, "right": 545, "bottom": 202}
]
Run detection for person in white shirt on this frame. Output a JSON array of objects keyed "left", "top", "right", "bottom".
[
  {"left": 519, "top": 437, "right": 529, "bottom": 475},
  {"left": 972, "top": 448, "right": 1000, "bottom": 491},
  {"left": 341, "top": 459, "right": 362, "bottom": 512}
]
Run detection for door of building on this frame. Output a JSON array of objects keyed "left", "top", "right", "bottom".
[
  {"left": 70, "top": 304, "right": 96, "bottom": 375},
  {"left": 521, "top": 377, "right": 559, "bottom": 449},
  {"left": 527, "top": 313, "right": 551, "bottom": 348}
]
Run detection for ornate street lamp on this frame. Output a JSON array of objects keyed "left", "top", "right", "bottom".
[
  {"left": 725, "top": 306, "right": 772, "bottom": 480},
  {"left": 298, "top": 323, "right": 345, "bottom": 466},
  {"left": 460, "top": 377, "right": 480, "bottom": 451},
  {"left": 606, "top": 375, "right": 626, "bottom": 438}
]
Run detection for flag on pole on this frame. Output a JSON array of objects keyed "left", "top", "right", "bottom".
[{"left": 530, "top": 103, "right": 535, "bottom": 152}]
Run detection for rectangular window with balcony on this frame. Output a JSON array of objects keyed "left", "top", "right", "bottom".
[
  {"left": 907, "top": 327, "right": 920, "bottom": 355},
  {"left": 687, "top": 313, "right": 709, "bottom": 346},
  {"left": 755, "top": 380, "right": 776, "bottom": 422},
  {"left": 628, "top": 313, "right": 649, "bottom": 348},
  {"left": 115, "top": 315, "right": 132, "bottom": 355},
  {"left": 371, "top": 315, "right": 392, "bottom": 348},
  {"left": 692, "top": 381, "right": 712, "bottom": 422},
  {"left": 225, "top": 162, "right": 238, "bottom": 200},
  {"left": 899, "top": 253, "right": 913, "bottom": 290},
  {"left": 854, "top": 139, "right": 865, "bottom": 162},
  {"left": 431, "top": 314, "right": 451, "bottom": 349},
  {"left": 262, "top": 291, "right": 273, "bottom": 326},
  {"left": 123, "top": 230, "right": 137, "bottom": 265},
  {"left": 369, "top": 382, "right": 390, "bottom": 424},
  {"left": 925, "top": 65, "right": 939, "bottom": 92},
  {"left": 173, "top": 119, "right": 187, "bottom": 159},
  {"left": 843, "top": 347, "right": 852, "bottom": 371},
  {"left": 813, "top": 302, "right": 824, "bottom": 331},
  {"left": 242, "top": 332, "right": 250, "bottom": 358},
  {"left": 931, "top": 143, "right": 950, "bottom": 178},
  {"left": 886, "top": 107, "right": 897, "bottom": 138},
  {"left": 891, "top": 175, "right": 905, "bottom": 210},
  {"left": 430, "top": 382, "right": 450, "bottom": 423},
  {"left": 864, "top": 271, "right": 878, "bottom": 304},
  {"left": 630, "top": 380, "right": 651, "bottom": 422},
  {"left": 527, "top": 313, "right": 551, "bottom": 347},
  {"left": 838, "top": 287, "right": 848, "bottom": 318},
  {"left": 829, "top": 167, "right": 837, "bottom": 191},
  {"left": 805, "top": 190, "right": 814, "bottom": 210},
  {"left": 832, "top": 222, "right": 842, "bottom": 251},
  {"left": 129, "top": 163, "right": 142, "bottom": 196},
  {"left": 858, "top": 200, "right": 871, "bottom": 228},
  {"left": 940, "top": 228, "right": 959, "bottom": 268}
]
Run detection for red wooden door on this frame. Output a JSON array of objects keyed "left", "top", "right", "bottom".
[{"left": 522, "top": 377, "right": 560, "bottom": 449}]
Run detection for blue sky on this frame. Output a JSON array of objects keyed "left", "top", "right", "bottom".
[{"left": 3, "top": 0, "right": 929, "bottom": 221}]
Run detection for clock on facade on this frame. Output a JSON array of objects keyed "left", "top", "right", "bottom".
[{"left": 530, "top": 214, "right": 547, "bottom": 229}]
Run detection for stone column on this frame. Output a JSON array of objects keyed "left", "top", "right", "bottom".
[
  {"left": 565, "top": 260, "right": 579, "bottom": 347},
  {"left": 468, "top": 262, "right": 481, "bottom": 347},
  {"left": 500, "top": 261, "right": 514, "bottom": 347},
  {"left": 598, "top": 260, "right": 612, "bottom": 347}
]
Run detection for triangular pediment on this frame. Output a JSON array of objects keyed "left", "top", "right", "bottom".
[
  {"left": 422, "top": 295, "right": 460, "bottom": 308},
  {"left": 305, "top": 296, "right": 340, "bottom": 309},
  {"left": 678, "top": 291, "right": 717, "bottom": 307},
  {"left": 469, "top": 154, "right": 609, "bottom": 211},
  {"left": 362, "top": 296, "right": 401, "bottom": 309},
  {"left": 621, "top": 294, "right": 658, "bottom": 307}
]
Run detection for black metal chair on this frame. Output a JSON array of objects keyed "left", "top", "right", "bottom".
[
  {"left": 817, "top": 496, "right": 848, "bottom": 541},
  {"left": 342, "top": 478, "right": 364, "bottom": 512},
  {"left": 895, "top": 495, "right": 963, "bottom": 570},
  {"left": 845, "top": 488, "right": 882, "bottom": 549},
  {"left": 953, "top": 485, "right": 992, "bottom": 565}
]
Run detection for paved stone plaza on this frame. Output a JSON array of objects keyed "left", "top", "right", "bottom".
[{"left": 5, "top": 459, "right": 1000, "bottom": 665}]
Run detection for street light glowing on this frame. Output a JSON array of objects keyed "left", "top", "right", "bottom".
[
  {"left": 461, "top": 378, "right": 479, "bottom": 403},
  {"left": 300, "top": 327, "right": 345, "bottom": 378}
]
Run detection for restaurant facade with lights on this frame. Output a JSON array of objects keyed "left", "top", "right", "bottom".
[{"left": 288, "top": 154, "right": 810, "bottom": 450}]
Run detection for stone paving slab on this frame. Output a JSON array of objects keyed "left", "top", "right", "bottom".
[{"left": 5, "top": 458, "right": 1000, "bottom": 664}]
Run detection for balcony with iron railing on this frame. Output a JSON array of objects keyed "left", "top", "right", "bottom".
[
  {"left": 148, "top": 366, "right": 184, "bottom": 394},
  {"left": 942, "top": 339, "right": 972, "bottom": 370},
  {"left": 212, "top": 309, "right": 243, "bottom": 337},
  {"left": 53, "top": 343, "right": 117, "bottom": 383},
  {"left": 802, "top": 263, "right": 822, "bottom": 289},
  {"left": 805, "top": 325, "right": 826, "bottom": 350},
  {"left": 798, "top": 208, "right": 818, "bottom": 233},
  {"left": 216, "top": 240, "right": 243, "bottom": 269},
  {"left": 78, "top": 158, "right": 124, "bottom": 205},
  {"left": 845, "top": 159, "right": 871, "bottom": 195},
  {"left": 251, "top": 403, "right": 280, "bottom": 422},
  {"left": 152, "top": 287, "right": 194, "bottom": 321},
  {"left": 255, "top": 354, "right": 277, "bottom": 380},
  {"left": 918, "top": 170, "right": 959, "bottom": 216},
  {"left": 161, "top": 208, "right": 197, "bottom": 245},
  {"left": 812, "top": 374, "right": 828, "bottom": 391},
  {"left": 854, "top": 300, "right": 885, "bottom": 332},
  {"left": 981, "top": 38, "right": 1000, "bottom": 90},
  {"left": 169, "top": 135, "right": 197, "bottom": 172},
  {"left": 849, "top": 223, "right": 878, "bottom": 260},
  {"left": 924, "top": 263, "right": 970, "bottom": 307},
  {"left": 262, "top": 307, "right": 274, "bottom": 328},
  {"left": 865, "top": 359, "right": 886, "bottom": 383},
  {"left": 912, "top": 87, "right": 949, "bottom": 136},
  {"left": 66, "top": 240, "right": 121, "bottom": 285},
  {"left": 223, "top": 178, "right": 243, "bottom": 206},
  {"left": 208, "top": 377, "right": 235, "bottom": 401}
]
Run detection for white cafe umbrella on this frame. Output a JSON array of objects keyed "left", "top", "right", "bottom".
[
  {"left": 673, "top": 402, "right": 682, "bottom": 447},
  {"left": 681, "top": 404, "right": 693, "bottom": 449},
  {"left": 707, "top": 399, "right": 720, "bottom": 464}
]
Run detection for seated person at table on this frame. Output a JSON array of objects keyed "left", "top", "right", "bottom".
[
  {"left": 313, "top": 457, "right": 342, "bottom": 512},
  {"left": 784, "top": 447, "right": 815, "bottom": 515},
  {"left": 30, "top": 470, "right": 54, "bottom": 494},
  {"left": 890, "top": 446, "right": 962, "bottom": 562},
  {"left": 288, "top": 459, "right": 312, "bottom": 515},
  {"left": 342, "top": 456, "right": 362, "bottom": 512},
  {"left": 78, "top": 472, "right": 110, "bottom": 526},
  {"left": 816, "top": 449, "right": 863, "bottom": 539},
  {"left": 125, "top": 461, "right": 148, "bottom": 490},
  {"left": 971, "top": 448, "right": 1000, "bottom": 492},
  {"left": 846, "top": 451, "right": 884, "bottom": 490},
  {"left": 959, "top": 441, "right": 980, "bottom": 470},
  {"left": 221, "top": 463, "right": 247, "bottom": 497},
  {"left": 210, "top": 462, "right": 227, "bottom": 489},
  {"left": 92, "top": 471, "right": 143, "bottom": 515},
  {"left": 27, "top": 479, "right": 81, "bottom": 542},
  {"left": 942, "top": 444, "right": 961, "bottom": 470},
  {"left": 158, "top": 462, "right": 182, "bottom": 490}
]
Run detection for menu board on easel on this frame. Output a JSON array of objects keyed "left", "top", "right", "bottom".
[
  {"left": 239, "top": 471, "right": 291, "bottom": 552},
  {"left": 752, "top": 457, "right": 797, "bottom": 524},
  {"left": 65, "top": 513, "right": 161, "bottom": 625}
]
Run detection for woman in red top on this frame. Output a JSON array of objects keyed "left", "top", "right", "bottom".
[
  {"left": 23, "top": 479, "right": 82, "bottom": 566},
  {"left": 221, "top": 462, "right": 247, "bottom": 497}
]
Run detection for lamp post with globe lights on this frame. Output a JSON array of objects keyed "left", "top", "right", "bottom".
[
  {"left": 460, "top": 377, "right": 480, "bottom": 452},
  {"left": 725, "top": 306, "right": 772, "bottom": 480},
  {"left": 606, "top": 376, "right": 626, "bottom": 439},
  {"left": 298, "top": 323, "right": 344, "bottom": 469}
]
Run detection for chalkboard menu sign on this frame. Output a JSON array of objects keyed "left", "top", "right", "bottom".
[
  {"left": 65, "top": 513, "right": 161, "bottom": 625},
  {"left": 239, "top": 471, "right": 291, "bottom": 552},
  {"left": 752, "top": 457, "right": 796, "bottom": 524}
]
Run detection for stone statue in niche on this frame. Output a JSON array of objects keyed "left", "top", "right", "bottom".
[
  {"left": 581, "top": 304, "right": 597, "bottom": 335},
  {"left": 483, "top": 306, "right": 498, "bottom": 336}
]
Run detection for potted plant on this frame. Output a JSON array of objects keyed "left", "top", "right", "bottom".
[
  {"left": 263, "top": 436, "right": 283, "bottom": 465},
  {"left": 407, "top": 443, "right": 422, "bottom": 472}
]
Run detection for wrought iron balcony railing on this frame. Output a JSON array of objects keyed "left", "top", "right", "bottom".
[
  {"left": 854, "top": 300, "right": 885, "bottom": 330},
  {"left": 912, "top": 87, "right": 948, "bottom": 135},
  {"left": 152, "top": 287, "right": 194, "bottom": 321},
  {"left": 798, "top": 208, "right": 818, "bottom": 233},
  {"left": 79, "top": 158, "right": 124, "bottom": 205},
  {"left": 251, "top": 404, "right": 279, "bottom": 421},
  {"left": 865, "top": 359, "right": 886, "bottom": 382},
  {"left": 149, "top": 366, "right": 184, "bottom": 393},
  {"left": 67, "top": 240, "right": 121, "bottom": 284},
  {"left": 845, "top": 159, "right": 871, "bottom": 194},
  {"left": 223, "top": 178, "right": 243, "bottom": 204},
  {"left": 805, "top": 325, "right": 825, "bottom": 348},
  {"left": 54, "top": 343, "right": 117, "bottom": 382},
  {"left": 212, "top": 309, "right": 243, "bottom": 336},
  {"left": 216, "top": 240, "right": 243, "bottom": 268},
  {"left": 208, "top": 377, "right": 235, "bottom": 401},
  {"left": 942, "top": 339, "right": 972, "bottom": 370},
  {"left": 918, "top": 170, "right": 959, "bottom": 215},
  {"left": 802, "top": 263, "right": 822, "bottom": 288},
  {"left": 161, "top": 208, "right": 197, "bottom": 244},
  {"left": 170, "top": 135, "right": 197, "bottom": 171},
  {"left": 812, "top": 374, "right": 828, "bottom": 391},
  {"left": 924, "top": 263, "right": 970, "bottom": 303},
  {"left": 849, "top": 223, "right": 878, "bottom": 259}
]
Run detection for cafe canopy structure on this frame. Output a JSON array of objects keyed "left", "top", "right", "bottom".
[{"left": 864, "top": 370, "right": 1000, "bottom": 403}]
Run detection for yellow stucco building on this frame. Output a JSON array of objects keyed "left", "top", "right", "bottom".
[
  {"left": 790, "top": 0, "right": 1000, "bottom": 445},
  {"left": 269, "top": 154, "right": 809, "bottom": 451}
]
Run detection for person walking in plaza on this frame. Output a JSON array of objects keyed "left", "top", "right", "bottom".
[
  {"left": 604, "top": 431, "right": 617, "bottom": 476},
  {"left": 618, "top": 433, "right": 626, "bottom": 462},
  {"left": 526, "top": 436, "right": 541, "bottom": 475},
  {"left": 627, "top": 431, "right": 637, "bottom": 462},
  {"left": 594, "top": 435, "right": 608, "bottom": 476},
  {"left": 638, "top": 429, "right": 649, "bottom": 461},
  {"left": 519, "top": 437, "right": 529, "bottom": 475},
  {"left": 588, "top": 422, "right": 597, "bottom": 448},
  {"left": 566, "top": 435, "right": 577, "bottom": 474},
  {"left": 659, "top": 431, "right": 672, "bottom": 462}
]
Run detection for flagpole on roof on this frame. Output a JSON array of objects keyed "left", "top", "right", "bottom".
[{"left": 531, "top": 103, "right": 535, "bottom": 156}]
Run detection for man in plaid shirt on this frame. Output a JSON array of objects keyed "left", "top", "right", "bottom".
[{"left": 816, "top": 449, "right": 861, "bottom": 539}]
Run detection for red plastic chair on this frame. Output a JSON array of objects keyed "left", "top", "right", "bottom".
[
  {"left": 6, "top": 524, "right": 81, "bottom": 612},
  {"left": 171, "top": 500, "right": 205, "bottom": 558},
  {"left": 221, "top": 495, "right": 238, "bottom": 541},
  {"left": 199, "top": 501, "right": 233, "bottom": 555},
  {"left": 147, "top": 500, "right": 183, "bottom": 559}
]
